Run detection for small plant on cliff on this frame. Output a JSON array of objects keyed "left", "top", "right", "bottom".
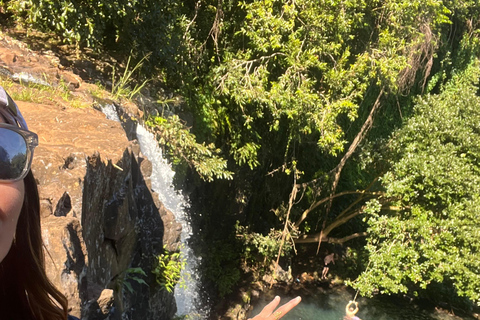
[
  {"left": 111, "top": 53, "right": 151, "bottom": 101},
  {"left": 153, "top": 246, "right": 186, "bottom": 293},
  {"left": 118, "top": 267, "right": 149, "bottom": 294}
]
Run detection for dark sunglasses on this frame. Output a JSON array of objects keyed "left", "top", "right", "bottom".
[{"left": 0, "top": 123, "right": 38, "bottom": 182}]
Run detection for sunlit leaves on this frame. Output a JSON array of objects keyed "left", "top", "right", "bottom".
[
  {"left": 201, "top": 0, "right": 455, "bottom": 170},
  {"left": 355, "top": 61, "right": 480, "bottom": 305},
  {"left": 7, "top": 0, "right": 185, "bottom": 77},
  {"left": 231, "top": 142, "right": 260, "bottom": 169},
  {"left": 145, "top": 115, "right": 233, "bottom": 181},
  {"left": 216, "top": 0, "right": 372, "bottom": 157}
]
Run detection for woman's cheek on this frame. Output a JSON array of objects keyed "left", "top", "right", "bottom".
[{"left": 0, "top": 181, "right": 25, "bottom": 263}]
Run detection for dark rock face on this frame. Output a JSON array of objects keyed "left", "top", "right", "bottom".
[{"left": 21, "top": 101, "right": 181, "bottom": 319}]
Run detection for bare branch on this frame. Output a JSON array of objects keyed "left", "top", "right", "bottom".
[
  {"left": 216, "top": 52, "right": 286, "bottom": 91},
  {"left": 294, "top": 190, "right": 382, "bottom": 227},
  {"left": 234, "top": 52, "right": 287, "bottom": 68},
  {"left": 323, "top": 207, "right": 364, "bottom": 236},
  {"left": 296, "top": 89, "right": 384, "bottom": 191},
  {"left": 271, "top": 170, "right": 298, "bottom": 288},
  {"left": 294, "top": 232, "right": 367, "bottom": 244},
  {"left": 183, "top": 0, "right": 201, "bottom": 41},
  {"left": 330, "top": 88, "right": 384, "bottom": 198}
]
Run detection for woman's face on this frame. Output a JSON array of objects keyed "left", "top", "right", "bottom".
[{"left": 0, "top": 114, "right": 24, "bottom": 262}]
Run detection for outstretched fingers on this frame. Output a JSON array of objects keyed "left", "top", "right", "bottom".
[
  {"left": 270, "top": 296, "right": 302, "bottom": 319},
  {"left": 257, "top": 296, "right": 281, "bottom": 317},
  {"left": 249, "top": 296, "right": 302, "bottom": 320}
]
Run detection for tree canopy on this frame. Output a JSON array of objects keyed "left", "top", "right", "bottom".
[
  {"left": 354, "top": 60, "right": 480, "bottom": 305},
  {"left": 191, "top": 0, "right": 450, "bottom": 164}
]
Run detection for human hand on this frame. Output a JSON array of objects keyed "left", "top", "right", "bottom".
[{"left": 248, "top": 296, "right": 301, "bottom": 320}]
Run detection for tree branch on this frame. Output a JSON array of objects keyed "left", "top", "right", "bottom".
[
  {"left": 294, "top": 190, "right": 382, "bottom": 227},
  {"left": 296, "top": 89, "right": 384, "bottom": 191},
  {"left": 323, "top": 207, "right": 364, "bottom": 236},
  {"left": 271, "top": 169, "right": 298, "bottom": 288},
  {"left": 330, "top": 88, "right": 384, "bottom": 199},
  {"left": 294, "top": 232, "right": 368, "bottom": 244}
]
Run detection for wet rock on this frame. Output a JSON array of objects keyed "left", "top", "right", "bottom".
[
  {"left": 139, "top": 157, "right": 153, "bottom": 178},
  {"left": 299, "top": 271, "right": 315, "bottom": 283},
  {"left": 0, "top": 33, "right": 75, "bottom": 88},
  {"left": 224, "top": 303, "right": 247, "bottom": 320}
]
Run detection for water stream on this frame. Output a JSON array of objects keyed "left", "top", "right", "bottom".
[
  {"left": 101, "top": 103, "right": 207, "bottom": 318},
  {"left": 135, "top": 125, "right": 208, "bottom": 319}
]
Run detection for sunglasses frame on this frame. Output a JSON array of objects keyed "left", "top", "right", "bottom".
[{"left": 0, "top": 123, "right": 38, "bottom": 182}]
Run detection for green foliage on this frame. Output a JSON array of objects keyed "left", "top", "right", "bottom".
[
  {"left": 145, "top": 115, "right": 233, "bottom": 181},
  {"left": 6, "top": 0, "right": 185, "bottom": 76},
  {"left": 186, "top": 0, "right": 454, "bottom": 174},
  {"left": 202, "top": 241, "right": 241, "bottom": 298},
  {"left": 118, "top": 267, "right": 149, "bottom": 294},
  {"left": 341, "top": 246, "right": 370, "bottom": 281},
  {"left": 176, "top": 3, "right": 480, "bottom": 307},
  {"left": 111, "top": 53, "right": 151, "bottom": 101},
  {"left": 236, "top": 223, "right": 294, "bottom": 275},
  {"left": 354, "top": 60, "right": 480, "bottom": 305},
  {"left": 152, "top": 246, "right": 186, "bottom": 293},
  {"left": 8, "top": 0, "right": 134, "bottom": 47},
  {"left": 231, "top": 142, "right": 260, "bottom": 170},
  {"left": 175, "top": 0, "right": 466, "bottom": 259}
]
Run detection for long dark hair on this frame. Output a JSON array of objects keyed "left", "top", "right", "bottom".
[{"left": 0, "top": 170, "right": 68, "bottom": 320}]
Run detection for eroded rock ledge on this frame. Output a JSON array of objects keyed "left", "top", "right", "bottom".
[{"left": 21, "top": 101, "right": 182, "bottom": 320}]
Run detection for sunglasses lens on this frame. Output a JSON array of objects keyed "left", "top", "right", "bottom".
[{"left": 0, "top": 127, "right": 28, "bottom": 181}]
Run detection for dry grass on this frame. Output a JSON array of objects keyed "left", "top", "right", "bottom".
[{"left": 0, "top": 75, "right": 92, "bottom": 108}]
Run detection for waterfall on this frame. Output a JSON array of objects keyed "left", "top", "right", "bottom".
[
  {"left": 136, "top": 125, "right": 208, "bottom": 319},
  {"left": 100, "top": 103, "right": 207, "bottom": 318}
]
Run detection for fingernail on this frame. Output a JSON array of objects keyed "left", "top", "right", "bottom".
[
  {"left": 275, "top": 296, "right": 280, "bottom": 301},
  {"left": 295, "top": 296, "right": 301, "bottom": 302}
]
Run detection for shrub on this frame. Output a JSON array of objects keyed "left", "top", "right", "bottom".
[
  {"left": 6, "top": 0, "right": 184, "bottom": 76},
  {"left": 153, "top": 246, "right": 186, "bottom": 293}
]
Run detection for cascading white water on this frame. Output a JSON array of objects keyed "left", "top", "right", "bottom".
[
  {"left": 100, "top": 103, "right": 208, "bottom": 318},
  {"left": 136, "top": 125, "right": 208, "bottom": 319},
  {"left": 101, "top": 104, "right": 121, "bottom": 122}
]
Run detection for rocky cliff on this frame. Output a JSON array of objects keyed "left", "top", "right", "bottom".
[{"left": 1, "top": 32, "right": 182, "bottom": 320}]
